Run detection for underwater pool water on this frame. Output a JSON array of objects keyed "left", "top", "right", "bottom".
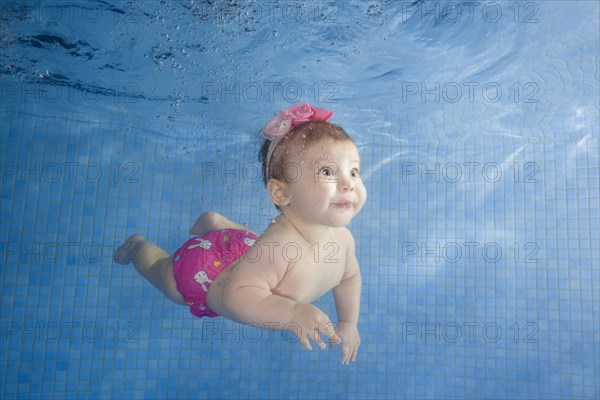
[{"left": 1, "top": 0, "right": 598, "bottom": 399}]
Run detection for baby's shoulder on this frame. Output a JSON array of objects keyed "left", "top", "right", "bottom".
[
  {"left": 255, "top": 220, "right": 301, "bottom": 248},
  {"left": 332, "top": 226, "right": 355, "bottom": 250}
]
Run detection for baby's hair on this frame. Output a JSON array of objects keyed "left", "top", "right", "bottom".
[{"left": 259, "top": 121, "right": 354, "bottom": 186}]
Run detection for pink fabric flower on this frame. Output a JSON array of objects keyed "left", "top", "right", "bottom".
[
  {"left": 287, "top": 103, "right": 313, "bottom": 123},
  {"left": 262, "top": 111, "right": 293, "bottom": 139},
  {"left": 262, "top": 102, "right": 333, "bottom": 140}
]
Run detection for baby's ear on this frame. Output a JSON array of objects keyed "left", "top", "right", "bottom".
[{"left": 267, "top": 178, "right": 290, "bottom": 207}]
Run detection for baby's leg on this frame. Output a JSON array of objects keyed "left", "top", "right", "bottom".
[
  {"left": 189, "top": 211, "right": 256, "bottom": 235},
  {"left": 114, "top": 235, "right": 187, "bottom": 305}
]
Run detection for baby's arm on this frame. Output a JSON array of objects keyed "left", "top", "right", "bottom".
[
  {"left": 220, "top": 237, "right": 339, "bottom": 350},
  {"left": 333, "top": 231, "right": 362, "bottom": 364}
]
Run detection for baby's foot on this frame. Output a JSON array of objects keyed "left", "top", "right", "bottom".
[
  {"left": 189, "top": 211, "right": 227, "bottom": 235},
  {"left": 114, "top": 234, "right": 145, "bottom": 264}
]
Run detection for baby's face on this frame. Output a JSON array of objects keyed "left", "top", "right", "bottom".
[{"left": 283, "top": 138, "right": 367, "bottom": 227}]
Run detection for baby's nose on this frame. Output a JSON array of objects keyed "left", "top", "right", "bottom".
[{"left": 338, "top": 174, "right": 354, "bottom": 191}]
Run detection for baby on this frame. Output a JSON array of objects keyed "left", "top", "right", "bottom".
[{"left": 115, "top": 103, "right": 367, "bottom": 364}]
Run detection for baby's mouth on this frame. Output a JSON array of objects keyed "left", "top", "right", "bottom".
[{"left": 331, "top": 201, "right": 353, "bottom": 209}]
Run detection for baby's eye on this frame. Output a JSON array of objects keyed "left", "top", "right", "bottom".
[
  {"left": 320, "top": 167, "right": 334, "bottom": 176},
  {"left": 351, "top": 168, "right": 360, "bottom": 178},
  {"left": 319, "top": 163, "right": 338, "bottom": 177}
]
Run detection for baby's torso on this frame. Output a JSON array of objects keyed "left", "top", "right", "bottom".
[
  {"left": 270, "top": 240, "right": 347, "bottom": 304},
  {"left": 206, "top": 227, "right": 350, "bottom": 313}
]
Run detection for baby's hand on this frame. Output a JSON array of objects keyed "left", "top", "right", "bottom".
[
  {"left": 289, "top": 304, "right": 340, "bottom": 351},
  {"left": 335, "top": 322, "right": 361, "bottom": 365}
]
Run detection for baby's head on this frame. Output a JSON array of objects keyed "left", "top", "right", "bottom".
[{"left": 258, "top": 103, "right": 365, "bottom": 220}]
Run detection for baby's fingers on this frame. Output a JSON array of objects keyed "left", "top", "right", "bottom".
[
  {"left": 308, "top": 320, "right": 339, "bottom": 349},
  {"left": 298, "top": 328, "right": 326, "bottom": 351},
  {"left": 341, "top": 344, "right": 359, "bottom": 365},
  {"left": 318, "top": 322, "right": 340, "bottom": 347},
  {"left": 350, "top": 346, "right": 359, "bottom": 363},
  {"left": 341, "top": 344, "right": 351, "bottom": 364},
  {"left": 299, "top": 336, "right": 313, "bottom": 351},
  {"left": 288, "top": 324, "right": 314, "bottom": 351}
]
